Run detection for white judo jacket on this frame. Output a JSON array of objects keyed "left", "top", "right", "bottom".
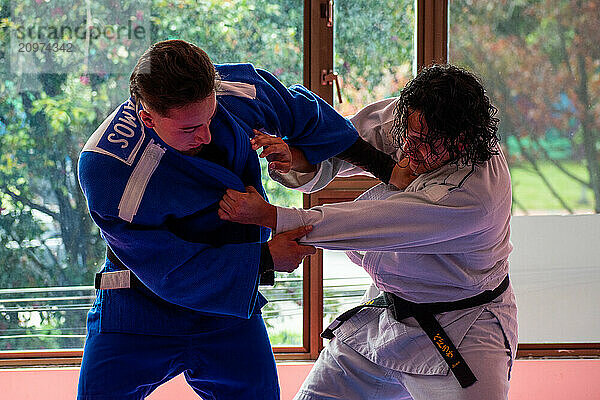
[{"left": 271, "top": 97, "right": 518, "bottom": 376}]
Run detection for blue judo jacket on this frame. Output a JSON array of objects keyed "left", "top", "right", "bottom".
[{"left": 78, "top": 64, "right": 358, "bottom": 335}]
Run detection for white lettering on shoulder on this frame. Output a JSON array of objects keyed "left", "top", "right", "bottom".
[
  {"left": 82, "top": 99, "right": 145, "bottom": 166},
  {"left": 118, "top": 110, "right": 138, "bottom": 129},
  {"left": 107, "top": 133, "right": 129, "bottom": 148},
  {"left": 114, "top": 123, "right": 136, "bottom": 138}
]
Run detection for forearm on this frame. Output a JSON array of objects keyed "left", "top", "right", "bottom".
[
  {"left": 336, "top": 136, "right": 397, "bottom": 184},
  {"left": 274, "top": 193, "right": 486, "bottom": 253},
  {"left": 269, "top": 155, "right": 370, "bottom": 193},
  {"left": 254, "top": 68, "right": 358, "bottom": 164},
  {"left": 258, "top": 242, "right": 275, "bottom": 286}
]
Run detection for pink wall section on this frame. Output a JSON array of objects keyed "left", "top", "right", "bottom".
[{"left": 0, "top": 360, "right": 599, "bottom": 399}]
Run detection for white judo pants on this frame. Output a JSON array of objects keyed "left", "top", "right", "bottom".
[{"left": 294, "top": 310, "right": 513, "bottom": 400}]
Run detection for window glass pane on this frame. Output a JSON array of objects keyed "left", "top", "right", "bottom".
[
  {"left": 260, "top": 156, "right": 303, "bottom": 346},
  {"left": 323, "top": 251, "right": 371, "bottom": 328},
  {"left": 334, "top": 0, "right": 415, "bottom": 114},
  {"left": 510, "top": 215, "right": 600, "bottom": 342},
  {"left": 449, "top": 1, "right": 600, "bottom": 343},
  {"left": 449, "top": 0, "right": 599, "bottom": 216},
  {"left": 0, "top": 0, "right": 303, "bottom": 351},
  {"left": 262, "top": 267, "right": 304, "bottom": 346},
  {"left": 324, "top": 1, "right": 415, "bottom": 324}
]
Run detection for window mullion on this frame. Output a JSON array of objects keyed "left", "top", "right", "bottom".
[
  {"left": 417, "top": 0, "right": 448, "bottom": 69},
  {"left": 303, "top": 0, "right": 334, "bottom": 359}
]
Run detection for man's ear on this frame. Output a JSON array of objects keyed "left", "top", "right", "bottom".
[{"left": 139, "top": 109, "right": 155, "bottom": 129}]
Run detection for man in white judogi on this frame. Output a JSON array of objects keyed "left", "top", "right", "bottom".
[{"left": 219, "top": 64, "right": 517, "bottom": 400}]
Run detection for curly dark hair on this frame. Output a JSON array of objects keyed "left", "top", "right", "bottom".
[
  {"left": 391, "top": 64, "right": 500, "bottom": 168},
  {"left": 129, "top": 39, "right": 219, "bottom": 116}
]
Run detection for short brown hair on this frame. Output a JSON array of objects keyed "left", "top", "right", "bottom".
[{"left": 129, "top": 39, "right": 217, "bottom": 116}]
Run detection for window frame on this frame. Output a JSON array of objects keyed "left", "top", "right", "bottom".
[
  {"left": 2, "top": 0, "right": 598, "bottom": 368},
  {"left": 302, "top": 0, "right": 600, "bottom": 360}
]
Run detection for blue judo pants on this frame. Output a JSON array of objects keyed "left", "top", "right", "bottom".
[{"left": 77, "top": 313, "right": 280, "bottom": 400}]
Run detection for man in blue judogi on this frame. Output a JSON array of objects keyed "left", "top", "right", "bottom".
[{"left": 77, "top": 39, "right": 358, "bottom": 400}]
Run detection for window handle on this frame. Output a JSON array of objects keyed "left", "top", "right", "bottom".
[{"left": 321, "top": 70, "right": 343, "bottom": 103}]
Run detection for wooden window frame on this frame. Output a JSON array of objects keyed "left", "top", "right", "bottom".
[{"left": 1, "top": 0, "right": 598, "bottom": 368}]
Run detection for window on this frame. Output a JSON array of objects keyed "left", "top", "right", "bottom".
[
  {"left": 449, "top": 0, "right": 600, "bottom": 355},
  {"left": 449, "top": 0, "right": 598, "bottom": 216},
  {"left": 305, "top": 0, "right": 599, "bottom": 358},
  {"left": 3, "top": 0, "right": 597, "bottom": 367},
  {"left": 0, "top": 0, "right": 305, "bottom": 359}
]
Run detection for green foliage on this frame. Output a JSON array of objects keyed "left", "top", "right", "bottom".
[
  {"left": 264, "top": 329, "right": 302, "bottom": 346},
  {"left": 335, "top": 0, "right": 413, "bottom": 91},
  {"left": 334, "top": 0, "right": 414, "bottom": 114},
  {"left": 151, "top": 0, "right": 304, "bottom": 85},
  {"left": 506, "top": 132, "right": 572, "bottom": 160},
  {"left": 0, "top": 0, "right": 308, "bottom": 350}
]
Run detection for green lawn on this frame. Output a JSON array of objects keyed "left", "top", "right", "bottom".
[{"left": 509, "top": 160, "right": 594, "bottom": 214}]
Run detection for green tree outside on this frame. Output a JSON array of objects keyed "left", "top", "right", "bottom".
[{"left": 450, "top": 0, "right": 600, "bottom": 214}]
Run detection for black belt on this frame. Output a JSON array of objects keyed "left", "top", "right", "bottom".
[{"left": 322, "top": 275, "right": 510, "bottom": 388}]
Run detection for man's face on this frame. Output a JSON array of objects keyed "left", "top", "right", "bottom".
[
  {"left": 139, "top": 92, "right": 217, "bottom": 156},
  {"left": 403, "top": 110, "right": 451, "bottom": 174}
]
